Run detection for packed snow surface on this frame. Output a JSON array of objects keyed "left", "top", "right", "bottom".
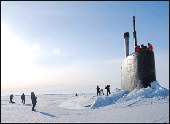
[
  {"left": 91, "top": 81, "right": 169, "bottom": 109},
  {"left": 1, "top": 81, "right": 169, "bottom": 123}
]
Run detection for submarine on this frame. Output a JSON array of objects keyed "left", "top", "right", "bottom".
[{"left": 121, "top": 16, "right": 156, "bottom": 91}]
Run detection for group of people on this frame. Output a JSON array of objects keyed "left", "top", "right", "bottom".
[
  {"left": 135, "top": 43, "right": 153, "bottom": 53},
  {"left": 96, "top": 85, "right": 111, "bottom": 96},
  {"left": 9, "top": 92, "right": 37, "bottom": 111}
]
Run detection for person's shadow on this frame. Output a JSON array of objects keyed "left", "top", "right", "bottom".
[{"left": 35, "top": 111, "right": 58, "bottom": 118}]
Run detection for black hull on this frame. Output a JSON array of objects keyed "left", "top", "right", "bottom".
[{"left": 121, "top": 50, "right": 156, "bottom": 91}]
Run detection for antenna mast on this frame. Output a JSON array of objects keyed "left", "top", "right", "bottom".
[{"left": 133, "top": 16, "right": 137, "bottom": 50}]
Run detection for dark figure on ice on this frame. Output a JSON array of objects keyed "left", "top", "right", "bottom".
[
  {"left": 21, "top": 93, "right": 25, "bottom": 104},
  {"left": 75, "top": 93, "right": 78, "bottom": 96},
  {"left": 105, "top": 85, "right": 111, "bottom": 96},
  {"left": 96, "top": 85, "right": 100, "bottom": 96},
  {"left": 100, "top": 89, "right": 104, "bottom": 95},
  {"left": 9, "top": 94, "right": 15, "bottom": 103},
  {"left": 31, "top": 92, "right": 37, "bottom": 111}
]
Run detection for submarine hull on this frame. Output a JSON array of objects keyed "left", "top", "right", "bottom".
[{"left": 121, "top": 50, "right": 156, "bottom": 91}]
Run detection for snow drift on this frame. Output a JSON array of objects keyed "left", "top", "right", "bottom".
[{"left": 90, "top": 81, "right": 169, "bottom": 109}]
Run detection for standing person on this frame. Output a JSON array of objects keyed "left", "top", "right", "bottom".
[
  {"left": 21, "top": 93, "right": 25, "bottom": 104},
  {"left": 135, "top": 45, "right": 141, "bottom": 52},
  {"left": 147, "top": 43, "right": 153, "bottom": 51},
  {"left": 100, "top": 89, "right": 104, "bottom": 95},
  {"left": 141, "top": 44, "right": 147, "bottom": 50},
  {"left": 31, "top": 92, "right": 37, "bottom": 111},
  {"left": 96, "top": 85, "right": 100, "bottom": 96},
  {"left": 105, "top": 85, "right": 111, "bottom": 96},
  {"left": 9, "top": 94, "right": 15, "bottom": 103}
]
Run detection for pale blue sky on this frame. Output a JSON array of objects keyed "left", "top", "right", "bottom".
[{"left": 1, "top": 1, "right": 169, "bottom": 94}]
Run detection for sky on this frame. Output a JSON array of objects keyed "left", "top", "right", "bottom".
[{"left": 1, "top": 1, "right": 169, "bottom": 94}]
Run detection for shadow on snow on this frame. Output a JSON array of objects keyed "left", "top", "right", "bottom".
[{"left": 36, "top": 111, "right": 58, "bottom": 118}]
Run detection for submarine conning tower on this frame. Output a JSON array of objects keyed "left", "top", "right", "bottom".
[{"left": 121, "top": 16, "right": 156, "bottom": 91}]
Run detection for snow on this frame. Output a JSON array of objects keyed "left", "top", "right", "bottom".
[
  {"left": 91, "top": 81, "right": 169, "bottom": 109},
  {"left": 1, "top": 81, "right": 169, "bottom": 123}
]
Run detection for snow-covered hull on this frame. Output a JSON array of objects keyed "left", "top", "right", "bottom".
[{"left": 121, "top": 50, "right": 156, "bottom": 91}]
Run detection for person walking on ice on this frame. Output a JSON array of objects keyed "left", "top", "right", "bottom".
[
  {"left": 96, "top": 85, "right": 100, "bottom": 96},
  {"left": 9, "top": 94, "right": 15, "bottom": 103},
  {"left": 31, "top": 92, "right": 37, "bottom": 111},
  {"left": 105, "top": 85, "right": 111, "bottom": 96},
  {"left": 21, "top": 93, "right": 25, "bottom": 104}
]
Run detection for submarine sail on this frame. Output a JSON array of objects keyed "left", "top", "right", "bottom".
[{"left": 121, "top": 16, "right": 156, "bottom": 91}]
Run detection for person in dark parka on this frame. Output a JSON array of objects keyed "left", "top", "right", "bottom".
[
  {"left": 21, "top": 93, "right": 25, "bottom": 104},
  {"left": 31, "top": 92, "right": 37, "bottom": 111},
  {"left": 96, "top": 85, "right": 100, "bottom": 96},
  {"left": 9, "top": 94, "right": 15, "bottom": 103},
  {"left": 105, "top": 85, "right": 111, "bottom": 96}
]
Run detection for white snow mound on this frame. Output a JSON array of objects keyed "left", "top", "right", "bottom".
[{"left": 90, "top": 81, "right": 169, "bottom": 109}]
